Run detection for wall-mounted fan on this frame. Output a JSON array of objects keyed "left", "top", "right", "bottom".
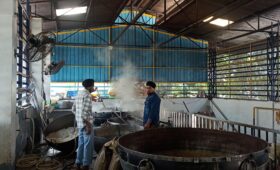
[
  {"left": 44, "top": 60, "right": 65, "bottom": 75},
  {"left": 25, "top": 32, "right": 56, "bottom": 62}
]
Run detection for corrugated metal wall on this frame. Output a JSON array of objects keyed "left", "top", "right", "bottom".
[{"left": 52, "top": 25, "right": 207, "bottom": 82}]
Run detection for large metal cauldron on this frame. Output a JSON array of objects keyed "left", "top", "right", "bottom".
[
  {"left": 94, "top": 124, "right": 143, "bottom": 153},
  {"left": 44, "top": 114, "right": 77, "bottom": 153},
  {"left": 118, "top": 128, "right": 269, "bottom": 170},
  {"left": 47, "top": 110, "right": 73, "bottom": 123},
  {"left": 93, "top": 112, "right": 112, "bottom": 126}
]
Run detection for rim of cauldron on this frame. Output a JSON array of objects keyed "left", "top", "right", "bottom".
[{"left": 117, "top": 128, "right": 269, "bottom": 163}]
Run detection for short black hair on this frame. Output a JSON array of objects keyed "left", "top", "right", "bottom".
[
  {"left": 82, "top": 79, "right": 95, "bottom": 88},
  {"left": 146, "top": 81, "right": 156, "bottom": 88}
]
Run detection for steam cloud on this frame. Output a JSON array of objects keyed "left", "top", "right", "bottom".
[{"left": 112, "top": 62, "right": 143, "bottom": 112}]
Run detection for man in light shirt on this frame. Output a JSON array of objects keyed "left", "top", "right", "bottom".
[{"left": 72, "top": 79, "right": 96, "bottom": 170}]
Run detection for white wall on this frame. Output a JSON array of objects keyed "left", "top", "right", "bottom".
[
  {"left": 0, "top": 0, "right": 17, "bottom": 169},
  {"left": 212, "top": 98, "right": 280, "bottom": 130},
  {"left": 43, "top": 54, "right": 51, "bottom": 103},
  {"left": 30, "top": 18, "right": 45, "bottom": 109}
]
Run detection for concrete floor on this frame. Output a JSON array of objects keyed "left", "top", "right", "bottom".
[{"left": 42, "top": 147, "right": 97, "bottom": 170}]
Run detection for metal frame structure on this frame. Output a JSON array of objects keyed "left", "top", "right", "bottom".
[
  {"left": 208, "top": 47, "right": 217, "bottom": 99},
  {"left": 211, "top": 18, "right": 280, "bottom": 102},
  {"left": 156, "top": 0, "right": 253, "bottom": 48},
  {"left": 202, "top": 3, "right": 280, "bottom": 43},
  {"left": 267, "top": 31, "right": 279, "bottom": 101},
  {"left": 215, "top": 42, "right": 268, "bottom": 100},
  {"left": 111, "top": 0, "right": 159, "bottom": 45},
  {"left": 17, "top": 0, "right": 31, "bottom": 105}
]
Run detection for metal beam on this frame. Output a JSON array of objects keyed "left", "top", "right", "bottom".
[
  {"left": 138, "top": 25, "right": 154, "bottom": 43},
  {"left": 245, "top": 21, "right": 257, "bottom": 31},
  {"left": 157, "top": 0, "right": 195, "bottom": 25},
  {"left": 55, "top": 42, "right": 207, "bottom": 52},
  {"left": 210, "top": 100, "right": 229, "bottom": 121},
  {"left": 111, "top": 0, "right": 159, "bottom": 45},
  {"left": 21, "top": 0, "right": 49, "bottom": 4},
  {"left": 84, "top": 0, "right": 93, "bottom": 27},
  {"left": 223, "top": 28, "right": 269, "bottom": 33},
  {"left": 57, "top": 28, "right": 84, "bottom": 43},
  {"left": 53, "top": 0, "right": 58, "bottom": 31},
  {"left": 31, "top": 12, "right": 158, "bottom": 27},
  {"left": 260, "top": 15, "right": 279, "bottom": 23},
  {"left": 86, "top": 28, "right": 109, "bottom": 44},
  {"left": 164, "top": 0, "right": 166, "bottom": 22},
  {"left": 157, "top": 0, "right": 253, "bottom": 48},
  {"left": 219, "top": 22, "right": 279, "bottom": 44},
  {"left": 172, "top": 0, "right": 194, "bottom": 22},
  {"left": 200, "top": 2, "right": 280, "bottom": 39},
  {"left": 186, "top": 36, "right": 203, "bottom": 48},
  {"left": 111, "top": 0, "right": 129, "bottom": 24}
]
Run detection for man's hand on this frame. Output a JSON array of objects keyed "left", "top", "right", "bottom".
[
  {"left": 91, "top": 96, "right": 98, "bottom": 102},
  {"left": 83, "top": 119, "right": 92, "bottom": 135},
  {"left": 85, "top": 124, "right": 92, "bottom": 135}
]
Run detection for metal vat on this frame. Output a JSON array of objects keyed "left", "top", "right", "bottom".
[
  {"left": 94, "top": 124, "right": 143, "bottom": 153},
  {"left": 118, "top": 128, "right": 269, "bottom": 170},
  {"left": 93, "top": 112, "right": 112, "bottom": 126},
  {"left": 44, "top": 114, "right": 77, "bottom": 153}
]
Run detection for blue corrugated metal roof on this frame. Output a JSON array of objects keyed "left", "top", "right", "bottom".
[
  {"left": 57, "top": 29, "right": 109, "bottom": 45},
  {"left": 110, "top": 67, "right": 153, "bottom": 81},
  {"left": 52, "top": 25, "right": 207, "bottom": 82},
  {"left": 111, "top": 48, "right": 153, "bottom": 66},
  {"left": 53, "top": 46, "right": 110, "bottom": 66},
  {"left": 51, "top": 66, "right": 109, "bottom": 82}
]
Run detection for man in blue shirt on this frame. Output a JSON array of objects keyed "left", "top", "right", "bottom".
[{"left": 143, "top": 81, "right": 161, "bottom": 129}]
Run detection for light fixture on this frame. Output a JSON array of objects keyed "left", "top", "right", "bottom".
[
  {"left": 56, "top": 6, "right": 87, "bottom": 16},
  {"left": 210, "top": 18, "right": 233, "bottom": 27},
  {"left": 108, "top": 45, "right": 113, "bottom": 50},
  {"left": 203, "top": 16, "right": 213, "bottom": 22}
]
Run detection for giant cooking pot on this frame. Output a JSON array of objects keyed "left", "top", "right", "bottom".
[
  {"left": 93, "top": 111, "right": 112, "bottom": 126},
  {"left": 118, "top": 128, "right": 269, "bottom": 170},
  {"left": 44, "top": 114, "right": 77, "bottom": 153},
  {"left": 94, "top": 124, "right": 143, "bottom": 153}
]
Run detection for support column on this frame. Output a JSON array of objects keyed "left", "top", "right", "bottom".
[
  {"left": 30, "top": 18, "right": 45, "bottom": 107},
  {"left": 208, "top": 47, "right": 217, "bottom": 99},
  {"left": 267, "top": 32, "right": 279, "bottom": 102},
  {"left": 0, "top": 0, "right": 17, "bottom": 169}
]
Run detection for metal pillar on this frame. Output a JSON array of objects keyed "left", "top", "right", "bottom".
[
  {"left": 208, "top": 47, "right": 217, "bottom": 99},
  {"left": 17, "top": 0, "right": 31, "bottom": 105},
  {"left": 17, "top": 3, "right": 23, "bottom": 102},
  {"left": 108, "top": 26, "right": 112, "bottom": 81},
  {"left": 267, "top": 32, "right": 279, "bottom": 101},
  {"left": 25, "top": 0, "right": 31, "bottom": 84},
  {"left": 266, "top": 32, "right": 279, "bottom": 169}
]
